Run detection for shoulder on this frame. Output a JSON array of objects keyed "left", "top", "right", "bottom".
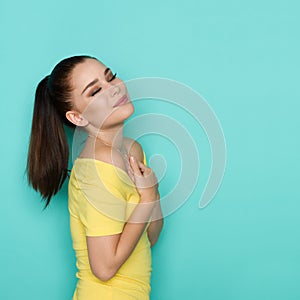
[
  {"left": 94, "top": 144, "right": 126, "bottom": 171},
  {"left": 123, "top": 137, "right": 144, "bottom": 163}
]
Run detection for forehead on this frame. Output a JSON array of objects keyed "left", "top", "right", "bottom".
[{"left": 71, "top": 58, "right": 107, "bottom": 90}]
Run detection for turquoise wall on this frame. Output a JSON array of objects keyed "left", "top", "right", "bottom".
[{"left": 1, "top": 0, "right": 299, "bottom": 299}]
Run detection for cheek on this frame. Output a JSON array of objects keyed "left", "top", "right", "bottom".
[{"left": 82, "top": 97, "right": 111, "bottom": 128}]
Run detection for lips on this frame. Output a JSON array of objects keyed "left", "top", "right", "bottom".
[{"left": 113, "top": 95, "right": 129, "bottom": 107}]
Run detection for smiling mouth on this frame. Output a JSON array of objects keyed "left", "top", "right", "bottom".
[{"left": 113, "top": 95, "right": 129, "bottom": 107}]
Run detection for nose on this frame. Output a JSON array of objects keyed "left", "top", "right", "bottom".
[{"left": 107, "top": 81, "right": 121, "bottom": 97}]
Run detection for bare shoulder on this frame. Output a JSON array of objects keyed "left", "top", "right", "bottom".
[
  {"left": 94, "top": 144, "right": 126, "bottom": 171},
  {"left": 123, "top": 137, "right": 144, "bottom": 163}
]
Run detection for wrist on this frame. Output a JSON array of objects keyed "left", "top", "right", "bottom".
[{"left": 140, "top": 192, "right": 157, "bottom": 203}]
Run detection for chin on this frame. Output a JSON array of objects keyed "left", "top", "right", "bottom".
[
  {"left": 120, "top": 105, "right": 134, "bottom": 122},
  {"left": 125, "top": 102, "right": 135, "bottom": 115},
  {"left": 117, "top": 102, "right": 134, "bottom": 119}
]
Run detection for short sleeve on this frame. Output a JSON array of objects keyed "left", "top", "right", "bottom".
[
  {"left": 74, "top": 161, "right": 127, "bottom": 237},
  {"left": 79, "top": 196, "right": 125, "bottom": 237}
]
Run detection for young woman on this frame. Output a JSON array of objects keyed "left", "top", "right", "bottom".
[{"left": 26, "top": 55, "right": 164, "bottom": 299}]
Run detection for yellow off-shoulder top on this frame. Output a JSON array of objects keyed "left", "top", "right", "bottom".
[{"left": 68, "top": 152, "right": 151, "bottom": 300}]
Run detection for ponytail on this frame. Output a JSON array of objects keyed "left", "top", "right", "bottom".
[
  {"left": 26, "top": 75, "right": 70, "bottom": 209},
  {"left": 26, "top": 55, "right": 96, "bottom": 209}
]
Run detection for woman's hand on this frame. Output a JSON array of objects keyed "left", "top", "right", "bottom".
[{"left": 127, "top": 155, "right": 158, "bottom": 202}]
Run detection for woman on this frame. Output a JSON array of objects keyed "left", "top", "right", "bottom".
[{"left": 26, "top": 55, "right": 164, "bottom": 299}]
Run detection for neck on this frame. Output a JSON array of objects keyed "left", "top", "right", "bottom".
[{"left": 87, "top": 124, "right": 125, "bottom": 151}]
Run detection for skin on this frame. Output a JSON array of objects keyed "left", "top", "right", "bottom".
[
  {"left": 65, "top": 58, "right": 164, "bottom": 281},
  {"left": 66, "top": 58, "right": 133, "bottom": 144}
]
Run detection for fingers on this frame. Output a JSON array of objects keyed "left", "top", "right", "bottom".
[
  {"left": 129, "top": 155, "right": 142, "bottom": 176},
  {"left": 127, "top": 167, "right": 135, "bottom": 182},
  {"left": 127, "top": 155, "right": 158, "bottom": 188},
  {"left": 136, "top": 160, "right": 147, "bottom": 174},
  {"left": 136, "top": 171, "right": 158, "bottom": 189}
]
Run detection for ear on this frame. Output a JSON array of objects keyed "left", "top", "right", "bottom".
[{"left": 65, "top": 110, "right": 89, "bottom": 127}]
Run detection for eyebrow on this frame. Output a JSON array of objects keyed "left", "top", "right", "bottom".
[{"left": 81, "top": 68, "right": 111, "bottom": 95}]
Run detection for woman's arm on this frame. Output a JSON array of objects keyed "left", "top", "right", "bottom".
[
  {"left": 87, "top": 190, "right": 156, "bottom": 282},
  {"left": 86, "top": 152, "right": 157, "bottom": 282},
  {"left": 147, "top": 192, "right": 164, "bottom": 247},
  {"left": 124, "top": 137, "right": 164, "bottom": 246}
]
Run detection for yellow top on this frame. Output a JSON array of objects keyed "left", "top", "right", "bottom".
[{"left": 68, "top": 152, "right": 152, "bottom": 300}]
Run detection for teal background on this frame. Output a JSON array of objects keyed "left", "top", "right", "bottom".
[{"left": 1, "top": 0, "right": 299, "bottom": 299}]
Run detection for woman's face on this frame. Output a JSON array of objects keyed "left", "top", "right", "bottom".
[{"left": 68, "top": 58, "right": 134, "bottom": 129}]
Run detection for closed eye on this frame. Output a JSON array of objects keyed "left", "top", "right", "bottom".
[
  {"left": 108, "top": 72, "right": 117, "bottom": 82},
  {"left": 90, "top": 72, "right": 118, "bottom": 97},
  {"left": 91, "top": 87, "right": 102, "bottom": 96}
]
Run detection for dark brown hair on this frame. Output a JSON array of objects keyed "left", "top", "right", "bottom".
[{"left": 26, "top": 55, "right": 96, "bottom": 209}]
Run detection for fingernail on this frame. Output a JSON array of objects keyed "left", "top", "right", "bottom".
[{"left": 130, "top": 156, "right": 134, "bottom": 161}]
